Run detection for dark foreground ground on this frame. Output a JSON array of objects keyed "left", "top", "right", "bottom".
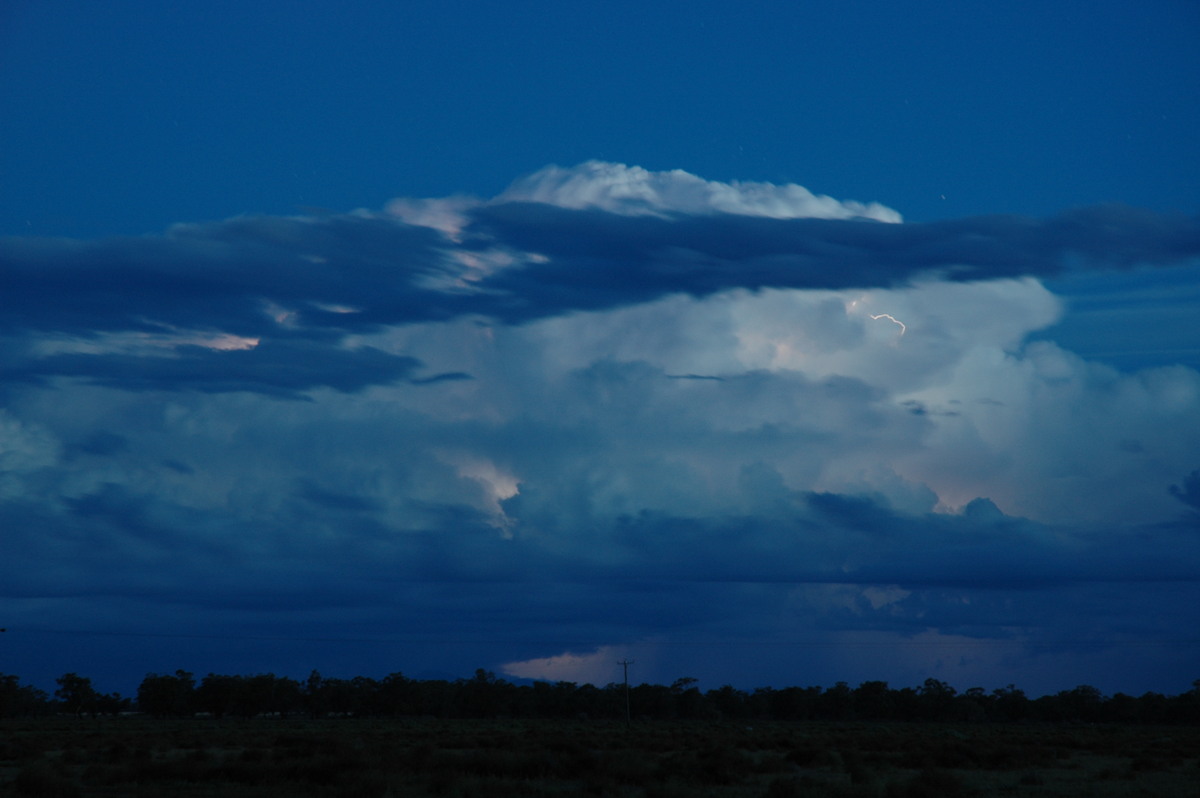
[{"left": 1, "top": 717, "right": 1197, "bottom": 797}]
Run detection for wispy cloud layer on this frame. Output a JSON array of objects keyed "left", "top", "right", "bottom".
[{"left": 2, "top": 164, "right": 1198, "bottom": 694}]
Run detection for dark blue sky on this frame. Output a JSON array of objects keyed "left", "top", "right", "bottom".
[
  {"left": 1, "top": 1, "right": 1199, "bottom": 699},
  {"left": 4, "top": 1, "right": 1198, "bottom": 237}
]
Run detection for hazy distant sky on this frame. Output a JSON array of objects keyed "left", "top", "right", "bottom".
[{"left": 2, "top": 1, "right": 1198, "bottom": 698}]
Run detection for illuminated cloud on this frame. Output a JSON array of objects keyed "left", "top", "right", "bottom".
[
  {"left": 501, "top": 645, "right": 636, "bottom": 684},
  {"left": 499, "top": 160, "right": 904, "bottom": 222}
]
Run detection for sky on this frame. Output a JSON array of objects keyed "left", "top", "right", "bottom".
[{"left": 2, "top": 1, "right": 1199, "bottom": 700}]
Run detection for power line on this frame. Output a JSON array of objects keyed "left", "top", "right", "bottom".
[{"left": 617, "top": 658, "right": 634, "bottom": 726}]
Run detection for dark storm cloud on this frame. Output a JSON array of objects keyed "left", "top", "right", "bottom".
[
  {"left": 1168, "top": 468, "right": 1200, "bottom": 513},
  {"left": 65, "top": 482, "right": 171, "bottom": 542},
  {"left": 0, "top": 493, "right": 214, "bottom": 600},
  {"left": 0, "top": 214, "right": 451, "bottom": 338},
  {"left": 295, "top": 479, "right": 385, "bottom": 513},
  {"left": 6, "top": 475, "right": 1195, "bottom": 621},
  {"left": 3, "top": 201, "right": 1198, "bottom": 340},
  {"left": 464, "top": 203, "right": 1200, "bottom": 321},
  {"left": 2, "top": 194, "right": 1197, "bottom": 397},
  {"left": 4, "top": 339, "right": 422, "bottom": 397},
  {"left": 70, "top": 431, "right": 129, "bottom": 457},
  {"left": 501, "top": 489, "right": 1200, "bottom": 592},
  {"left": 4, "top": 454, "right": 1197, "bottom": 694}
]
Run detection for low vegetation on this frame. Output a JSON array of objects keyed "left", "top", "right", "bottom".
[
  {"left": 6, "top": 671, "right": 1200, "bottom": 725},
  {"left": 2, "top": 716, "right": 1198, "bottom": 797},
  {"left": 1, "top": 672, "right": 1197, "bottom": 796}
]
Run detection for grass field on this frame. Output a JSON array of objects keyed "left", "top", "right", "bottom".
[{"left": 2, "top": 716, "right": 1198, "bottom": 797}]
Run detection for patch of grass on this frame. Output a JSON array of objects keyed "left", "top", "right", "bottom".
[
  {"left": 1, "top": 717, "right": 1198, "bottom": 797},
  {"left": 12, "top": 760, "right": 82, "bottom": 798}
]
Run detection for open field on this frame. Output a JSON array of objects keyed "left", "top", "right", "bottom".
[{"left": 2, "top": 717, "right": 1198, "bottom": 797}]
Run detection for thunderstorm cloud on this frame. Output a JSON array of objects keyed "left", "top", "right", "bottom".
[{"left": 2, "top": 163, "right": 1198, "bottom": 694}]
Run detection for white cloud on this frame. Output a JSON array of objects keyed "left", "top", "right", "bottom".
[
  {"left": 346, "top": 269, "right": 1199, "bottom": 529},
  {"left": 500, "top": 161, "right": 903, "bottom": 222},
  {"left": 0, "top": 411, "right": 60, "bottom": 499},
  {"left": 384, "top": 195, "right": 478, "bottom": 241},
  {"left": 500, "top": 644, "right": 637, "bottom": 684},
  {"left": 898, "top": 343, "right": 1200, "bottom": 523},
  {"left": 32, "top": 329, "right": 260, "bottom": 358}
]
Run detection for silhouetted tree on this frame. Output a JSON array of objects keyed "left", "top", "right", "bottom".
[
  {"left": 628, "top": 682, "right": 669, "bottom": 719},
  {"left": 768, "top": 685, "right": 822, "bottom": 720},
  {"left": 747, "top": 687, "right": 776, "bottom": 720},
  {"left": 1172, "top": 679, "right": 1200, "bottom": 723},
  {"left": 672, "top": 677, "right": 705, "bottom": 719},
  {"left": 0, "top": 673, "right": 49, "bottom": 717},
  {"left": 459, "top": 668, "right": 511, "bottom": 717},
  {"left": 820, "top": 681, "right": 853, "bottom": 720},
  {"left": 574, "top": 682, "right": 604, "bottom": 718},
  {"left": 237, "top": 673, "right": 302, "bottom": 717},
  {"left": 195, "top": 673, "right": 241, "bottom": 718},
  {"left": 304, "top": 669, "right": 328, "bottom": 718},
  {"left": 376, "top": 671, "right": 414, "bottom": 716},
  {"left": 137, "top": 670, "right": 195, "bottom": 717},
  {"left": 524, "top": 680, "right": 578, "bottom": 718},
  {"left": 411, "top": 678, "right": 455, "bottom": 717},
  {"left": 917, "top": 678, "right": 957, "bottom": 721},
  {"left": 991, "top": 684, "right": 1028, "bottom": 722},
  {"left": 55, "top": 672, "right": 98, "bottom": 717},
  {"left": 1106, "top": 692, "right": 1143, "bottom": 723},
  {"left": 305, "top": 672, "right": 377, "bottom": 717},
  {"left": 853, "top": 680, "right": 895, "bottom": 720},
  {"left": 878, "top": 687, "right": 911, "bottom": 721},
  {"left": 707, "top": 684, "right": 749, "bottom": 719},
  {"left": 95, "top": 691, "right": 131, "bottom": 716},
  {"left": 1053, "top": 684, "right": 1104, "bottom": 722},
  {"left": 956, "top": 686, "right": 991, "bottom": 722},
  {"left": 9, "top": 667, "right": 1200, "bottom": 725}
]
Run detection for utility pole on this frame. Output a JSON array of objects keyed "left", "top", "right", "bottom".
[{"left": 617, "top": 659, "right": 634, "bottom": 726}]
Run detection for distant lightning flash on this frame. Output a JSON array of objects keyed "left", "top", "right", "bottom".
[{"left": 870, "top": 313, "right": 906, "bottom": 336}]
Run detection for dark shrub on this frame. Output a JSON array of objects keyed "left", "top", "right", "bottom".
[
  {"left": 698, "top": 745, "right": 754, "bottom": 785},
  {"left": 765, "top": 775, "right": 804, "bottom": 797},
  {"left": 901, "top": 767, "right": 967, "bottom": 798},
  {"left": 787, "top": 743, "right": 822, "bottom": 766},
  {"left": 12, "top": 761, "right": 82, "bottom": 798},
  {"left": 643, "top": 780, "right": 695, "bottom": 798}
]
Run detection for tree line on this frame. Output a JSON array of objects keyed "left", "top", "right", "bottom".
[{"left": 3, "top": 670, "right": 1198, "bottom": 724}]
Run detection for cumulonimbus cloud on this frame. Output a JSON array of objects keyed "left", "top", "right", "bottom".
[{"left": 2, "top": 163, "right": 1199, "bottom": 695}]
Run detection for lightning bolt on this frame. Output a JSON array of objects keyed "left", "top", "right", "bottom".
[{"left": 870, "top": 313, "right": 906, "bottom": 336}]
